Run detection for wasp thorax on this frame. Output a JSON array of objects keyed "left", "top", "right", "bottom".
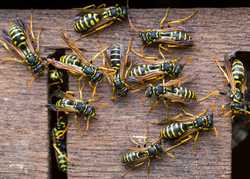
[{"left": 91, "top": 71, "right": 103, "bottom": 84}]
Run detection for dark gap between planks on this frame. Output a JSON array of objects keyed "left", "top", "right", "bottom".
[
  {"left": 230, "top": 51, "right": 250, "bottom": 179},
  {"left": 47, "top": 49, "right": 68, "bottom": 179}
]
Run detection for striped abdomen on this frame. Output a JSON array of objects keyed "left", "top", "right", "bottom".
[
  {"left": 171, "top": 86, "right": 197, "bottom": 101},
  {"left": 73, "top": 13, "right": 101, "bottom": 33},
  {"left": 232, "top": 59, "right": 245, "bottom": 88},
  {"left": 129, "top": 64, "right": 160, "bottom": 77},
  {"left": 139, "top": 31, "right": 160, "bottom": 45},
  {"left": 160, "top": 122, "right": 191, "bottom": 140},
  {"left": 52, "top": 117, "right": 68, "bottom": 140},
  {"left": 160, "top": 31, "right": 192, "bottom": 42},
  {"left": 60, "top": 55, "right": 82, "bottom": 67},
  {"left": 109, "top": 44, "right": 122, "bottom": 69},
  {"left": 121, "top": 151, "right": 144, "bottom": 164},
  {"left": 102, "top": 6, "right": 128, "bottom": 19},
  {"left": 22, "top": 49, "right": 45, "bottom": 75},
  {"left": 56, "top": 99, "right": 74, "bottom": 109},
  {"left": 113, "top": 72, "right": 128, "bottom": 97},
  {"left": 57, "top": 154, "right": 67, "bottom": 173},
  {"left": 8, "top": 23, "right": 27, "bottom": 50}
]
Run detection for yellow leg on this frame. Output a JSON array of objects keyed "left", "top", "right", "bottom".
[
  {"left": 160, "top": 8, "right": 170, "bottom": 29},
  {"left": 213, "top": 58, "right": 230, "bottom": 84},
  {"left": 0, "top": 57, "right": 25, "bottom": 64},
  {"left": 167, "top": 10, "right": 199, "bottom": 26},
  {"left": 165, "top": 135, "right": 193, "bottom": 152},
  {"left": 147, "top": 159, "right": 151, "bottom": 179},
  {"left": 148, "top": 100, "right": 160, "bottom": 113},
  {"left": 198, "top": 90, "right": 220, "bottom": 102},
  {"left": 78, "top": 76, "right": 84, "bottom": 100},
  {"left": 29, "top": 14, "right": 35, "bottom": 41},
  {"left": 122, "top": 162, "right": 145, "bottom": 177},
  {"left": 27, "top": 75, "right": 37, "bottom": 88},
  {"left": 131, "top": 48, "right": 158, "bottom": 61},
  {"left": 81, "top": 21, "right": 115, "bottom": 38},
  {"left": 128, "top": 17, "right": 141, "bottom": 32}
]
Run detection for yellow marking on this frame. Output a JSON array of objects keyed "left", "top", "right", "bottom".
[
  {"left": 90, "top": 19, "right": 95, "bottom": 26},
  {"left": 178, "top": 31, "right": 182, "bottom": 40},
  {"left": 166, "top": 125, "right": 171, "bottom": 138},
  {"left": 180, "top": 123, "right": 185, "bottom": 132}
]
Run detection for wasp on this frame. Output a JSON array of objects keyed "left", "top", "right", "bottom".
[
  {"left": 121, "top": 125, "right": 180, "bottom": 178},
  {"left": 102, "top": 41, "right": 132, "bottom": 99},
  {"left": 128, "top": 9, "right": 198, "bottom": 58},
  {"left": 0, "top": 16, "right": 46, "bottom": 85},
  {"left": 74, "top": 3, "right": 128, "bottom": 38},
  {"left": 47, "top": 32, "right": 114, "bottom": 97},
  {"left": 48, "top": 90, "right": 96, "bottom": 132},
  {"left": 52, "top": 116, "right": 68, "bottom": 140},
  {"left": 145, "top": 76, "right": 218, "bottom": 104},
  {"left": 213, "top": 51, "right": 247, "bottom": 117},
  {"left": 52, "top": 116, "right": 68, "bottom": 173},
  {"left": 127, "top": 46, "right": 187, "bottom": 84},
  {"left": 153, "top": 109, "right": 217, "bottom": 150}
]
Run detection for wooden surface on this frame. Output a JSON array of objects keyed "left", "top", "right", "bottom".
[{"left": 2, "top": 8, "right": 250, "bottom": 178}]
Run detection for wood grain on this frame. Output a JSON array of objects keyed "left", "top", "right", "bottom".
[{"left": 1, "top": 8, "right": 249, "bottom": 178}]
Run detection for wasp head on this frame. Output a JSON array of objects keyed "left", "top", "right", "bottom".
[{"left": 145, "top": 84, "right": 154, "bottom": 97}]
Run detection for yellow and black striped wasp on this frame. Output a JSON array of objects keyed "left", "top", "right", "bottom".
[
  {"left": 128, "top": 9, "right": 198, "bottom": 58},
  {"left": 213, "top": 51, "right": 247, "bottom": 117},
  {"left": 152, "top": 109, "right": 217, "bottom": 149},
  {"left": 52, "top": 116, "right": 68, "bottom": 173},
  {"left": 0, "top": 16, "right": 46, "bottom": 86},
  {"left": 144, "top": 75, "right": 219, "bottom": 110},
  {"left": 47, "top": 32, "right": 115, "bottom": 98},
  {"left": 101, "top": 40, "right": 133, "bottom": 100},
  {"left": 73, "top": 2, "right": 128, "bottom": 38},
  {"left": 121, "top": 125, "right": 181, "bottom": 178},
  {"left": 127, "top": 45, "right": 189, "bottom": 84},
  {"left": 48, "top": 89, "right": 96, "bottom": 132}
]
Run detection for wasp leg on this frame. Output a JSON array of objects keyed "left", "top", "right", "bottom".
[
  {"left": 97, "top": 3, "right": 106, "bottom": 8},
  {"left": 27, "top": 75, "right": 37, "bottom": 88},
  {"left": 198, "top": 90, "right": 220, "bottom": 102},
  {"left": 192, "top": 131, "right": 200, "bottom": 151},
  {"left": 148, "top": 100, "right": 160, "bottom": 113},
  {"left": 131, "top": 48, "right": 158, "bottom": 61},
  {"left": 122, "top": 162, "right": 145, "bottom": 177},
  {"left": 53, "top": 144, "right": 69, "bottom": 161},
  {"left": 213, "top": 58, "right": 230, "bottom": 84},
  {"left": 91, "top": 46, "right": 109, "bottom": 63},
  {"left": 166, "top": 10, "right": 199, "bottom": 27},
  {"left": 85, "top": 119, "right": 90, "bottom": 132},
  {"left": 78, "top": 76, "right": 84, "bottom": 100},
  {"left": 160, "top": 8, "right": 170, "bottom": 29},
  {"left": 35, "top": 29, "right": 42, "bottom": 55},
  {"left": 147, "top": 159, "right": 151, "bottom": 179},
  {"left": 55, "top": 127, "right": 68, "bottom": 140},
  {"left": 213, "top": 127, "right": 218, "bottom": 137},
  {"left": 29, "top": 14, "right": 35, "bottom": 41},
  {"left": 90, "top": 84, "right": 97, "bottom": 99},
  {"left": 128, "top": 17, "right": 141, "bottom": 32},
  {"left": 165, "top": 135, "right": 193, "bottom": 152},
  {"left": 0, "top": 57, "right": 26, "bottom": 64},
  {"left": 77, "top": 4, "right": 97, "bottom": 10},
  {"left": 81, "top": 21, "right": 115, "bottom": 38}
]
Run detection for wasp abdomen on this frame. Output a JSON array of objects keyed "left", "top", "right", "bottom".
[
  {"left": 160, "top": 123, "right": 190, "bottom": 139},
  {"left": 74, "top": 13, "right": 101, "bottom": 33}
]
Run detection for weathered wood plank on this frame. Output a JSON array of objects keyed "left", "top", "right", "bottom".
[
  {"left": 0, "top": 16, "right": 48, "bottom": 179},
  {"left": 2, "top": 8, "right": 248, "bottom": 178}
]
